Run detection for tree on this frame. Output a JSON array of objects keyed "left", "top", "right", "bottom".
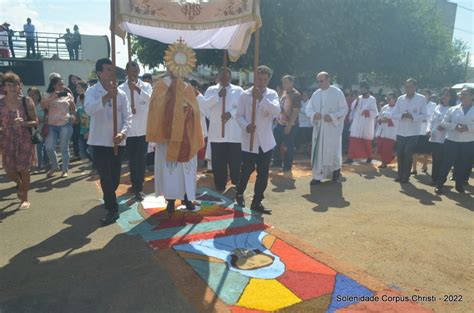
[{"left": 133, "top": 0, "right": 467, "bottom": 88}]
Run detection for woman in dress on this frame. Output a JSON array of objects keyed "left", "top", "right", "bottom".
[{"left": 0, "top": 72, "right": 38, "bottom": 209}]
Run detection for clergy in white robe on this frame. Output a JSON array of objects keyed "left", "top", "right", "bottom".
[
  {"left": 346, "top": 82, "right": 378, "bottom": 163},
  {"left": 197, "top": 68, "right": 244, "bottom": 191},
  {"left": 305, "top": 72, "right": 348, "bottom": 184},
  {"left": 146, "top": 75, "right": 204, "bottom": 212},
  {"left": 375, "top": 94, "right": 398, "bottom": 167}
]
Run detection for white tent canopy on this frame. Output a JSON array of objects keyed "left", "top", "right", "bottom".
[{"left": 114, "top": 0, "right": 261, "bottom": 61}]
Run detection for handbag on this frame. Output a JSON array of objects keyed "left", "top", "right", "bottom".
[{"left": 21, "top": 97, "right": 43, "bottom": 144}]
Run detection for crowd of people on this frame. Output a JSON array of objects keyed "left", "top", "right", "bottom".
[
  {"left": 0, "top": 57, "right": 473, "bottom": 223},
  {"left": 0, "top": 18, "right": 81, "bottom": 60}
]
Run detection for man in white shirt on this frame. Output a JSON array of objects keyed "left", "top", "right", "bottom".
[
  {"left": 306, "top": 72, "right": 348, "bottom": 185},
  {"left": 85, "top": 58, "right": 132, "bottom": 225},
  {"left": 23, "top": 18, "right": 36, "bottom": 58},
  {"left": 198, "top": 68, "right": 244, "bottom": 192},
  {"left": 435, "top": 88, "right": 474, "bottom": 194},
  {"left": 391, "top": 78, "right": 427, "bottom": 183},
  {"left": 119, "top": 61, "right": 152, "bottom": 201},
  {"left": 345, "top": 81, "right": 378, "bottom": 164},
  {"left": 235, "top": 66, "right": 280, "bottom": 214}
]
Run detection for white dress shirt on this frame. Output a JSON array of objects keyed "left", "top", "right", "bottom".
[
  {"left": 392, "top": 93, "right": 427, "bottom": 137},
  {"left": 118, "top": 79, "right": 152, "bottom": 137},
  {"left": 84, "top": 81, "right": 132, "bottom": 147},
  {"left": 441, "top": 104, "right": 474, "bottom": 142},
  {"left": 427, "top": 104, "right": 450, "bottom": 144},
  {"left": 236, "top": 87, "right": 281, "bottom": 154},
  {"left": 198, "top": 83, "right": 244, "bottom": 143}
]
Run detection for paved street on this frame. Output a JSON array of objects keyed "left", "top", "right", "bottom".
[{"left": 0, "top": 157, "right": 472, "bottom": 312}]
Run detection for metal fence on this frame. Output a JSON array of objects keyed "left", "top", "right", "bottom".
[{"left": 1, "top": 31, "right": 82, "bottom": 61}]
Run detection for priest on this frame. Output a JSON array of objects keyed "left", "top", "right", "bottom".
[
  {"left": 305, "top": 72, "right": 348, "bottom": 185},
  {"left": 146, "top": 42, "right": 204, "bottom": 213}
]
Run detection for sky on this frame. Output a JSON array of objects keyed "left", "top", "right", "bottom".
[{"left": 0, "top": 0, "right": 473, "bottom": 69}]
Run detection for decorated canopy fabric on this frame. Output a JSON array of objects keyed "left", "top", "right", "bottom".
[{"left": 114, "top": 0, "right": 261, "bottom": 61}]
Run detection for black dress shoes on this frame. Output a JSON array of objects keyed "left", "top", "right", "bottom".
[
  {"left": 434, "top": 186, "right": 443, "bottom": 195},
  {"left": 101, "top": 212, "right": 119, "bottom": 226},
  {"left": 134, "top": 192, "right": 146, "bottom": 201},
  {"left": 250, "top": 202, "right": 272, "bottom": 214},
  {"left": 166, "top": 200, "right": 176, "bottom": 213},
  {"left": 343, "top": 159, "right": 353, "bottom": 164},
  {"left": 455, "top": 184, "right": 465, "bottom": 193},
  {"left": 235, "top": 194, "right": 245, "bottom": 207},
  {"left": 183, "top": 200, "right": 196, "bottom": 211},
  {"left": 310, "top": 179, "right": 321, "bottom": 186}
]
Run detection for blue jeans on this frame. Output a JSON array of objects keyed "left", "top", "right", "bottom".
[
  {"left": 78, "top": 135, "right": 93, "bottom": 161},
  {"left": 45, "top": 123, "right": 73, "bottom": 172},
  {"left": 36, "top": 140, "right": 50, "bottom": 169}
]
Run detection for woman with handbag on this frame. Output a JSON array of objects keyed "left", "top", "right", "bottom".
[
  {"left": 28, "top": 87, "right": 49, "bottom": 172},
  {"left": 41, "top": 76, "right": 76, "bottom": 177},
  {"left": 0, "top": 72, "right": 38, "bottom": 209}
]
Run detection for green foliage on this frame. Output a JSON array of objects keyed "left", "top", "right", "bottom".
[{"left": 132, "top": 0, "right": 467, "bottom": 88}]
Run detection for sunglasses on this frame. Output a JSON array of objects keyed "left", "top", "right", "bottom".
[{"left": 317, "top": 80, "right": 325, "bottom": 83}]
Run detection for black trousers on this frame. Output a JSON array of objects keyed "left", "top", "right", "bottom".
[
  {"left": 211, "top": 142, "right": 242, "bottom": 189},
  {"left": 436, "top": 140, "right": 474, "bottom": 187},
  {"left": 396, "top": 135, "right": 418, "bottom": 181},
  {"left": 431, "top": 142, "right": 444, "bottom": 182},
  {"left": 26, "top": 38, "right": 35, "bottom": 57},
  {"left": 237, "top": 148, "right": 272, "bottom": 204},
  {"left": 126, "top": 136, "right": 148, "bottom": 193},
  {"left": 92, "top": 146, "right": 124, "bottom": 213},
  {"left": 273, "top": 124, "right": 298, "bottom": 170},
  {"left": 72, "top": 123, "right": 81, "bottom": 157}
]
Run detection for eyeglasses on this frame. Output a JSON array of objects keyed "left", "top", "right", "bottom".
[{"left": 317, "top": 80, "right": 325, "bottom": 83}]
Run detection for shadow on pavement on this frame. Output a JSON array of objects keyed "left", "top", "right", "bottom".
[
  {"left": 303, "top": 182, "right": 350, "bottom": 212},
  {"left": 0, "top": 204, "right": 196, "bottom": 313}
]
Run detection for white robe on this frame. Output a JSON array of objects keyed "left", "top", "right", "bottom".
[
  {"left": 154, "top": 143, "right": 198, "bottom": 200},
  {"left": 153, "top": 77, "right": 198, "bottom": 201},
  {"left": 375, "top": 105, "right": 398, "bottom": 140},
  {"left": 349, "top": 95, "right": 378, "bottom": 140},
  {"left": 306, "top": 86, "right": 348, "bottom": 180}
]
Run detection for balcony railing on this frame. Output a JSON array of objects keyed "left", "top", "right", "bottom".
[{"left": 1, "top": 31, "right": 83, "bottom": 61}]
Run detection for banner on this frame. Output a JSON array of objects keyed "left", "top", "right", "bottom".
[{"left": 114, "top": 0, "right": 261, "bottom": 61}]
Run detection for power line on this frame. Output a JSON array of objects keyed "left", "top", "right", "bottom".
[
  {"left": 454, "top": 27, "right": 474, "bottom": 35},
  {"left": 457, "top": 4, "right": 474, "bottom": 13}
]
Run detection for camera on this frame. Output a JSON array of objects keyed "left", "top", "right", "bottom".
[{"left": 57, "top": 91, "right": 68, "bottom": 98}]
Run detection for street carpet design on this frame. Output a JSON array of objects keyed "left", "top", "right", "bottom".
[{"left": 115, "top": 188, "right": 430, "bottom": 313}]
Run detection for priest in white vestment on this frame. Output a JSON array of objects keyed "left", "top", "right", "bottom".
[
  {"left": 305, "top": 72, "right": 348, "bottom": 185},
  {"left": 146, "top": 73, "right": 204, "bottom": 213},
  {"left": 345, "top": 81, "right": 379, "bottom": 164}
]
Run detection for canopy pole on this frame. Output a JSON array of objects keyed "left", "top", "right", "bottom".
[
  {"left": 249, "top": 27, "right": 260, "bottom": 152},
  {"left": 110, "top": 0, "right": 118, "bottom": 156},
  {"left": 221, "top": 50, "right": 228, "bottom": 138},
  {"left": 127, "top": 33, "right": 136, "bottom": 115}
]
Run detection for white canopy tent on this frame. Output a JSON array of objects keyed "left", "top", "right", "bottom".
[
  {"left": 113, "top": 0, "right": 261, "bottom": 61},
  {"left": 110, "top": 0, "right": 263, "bottom": 151}
]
